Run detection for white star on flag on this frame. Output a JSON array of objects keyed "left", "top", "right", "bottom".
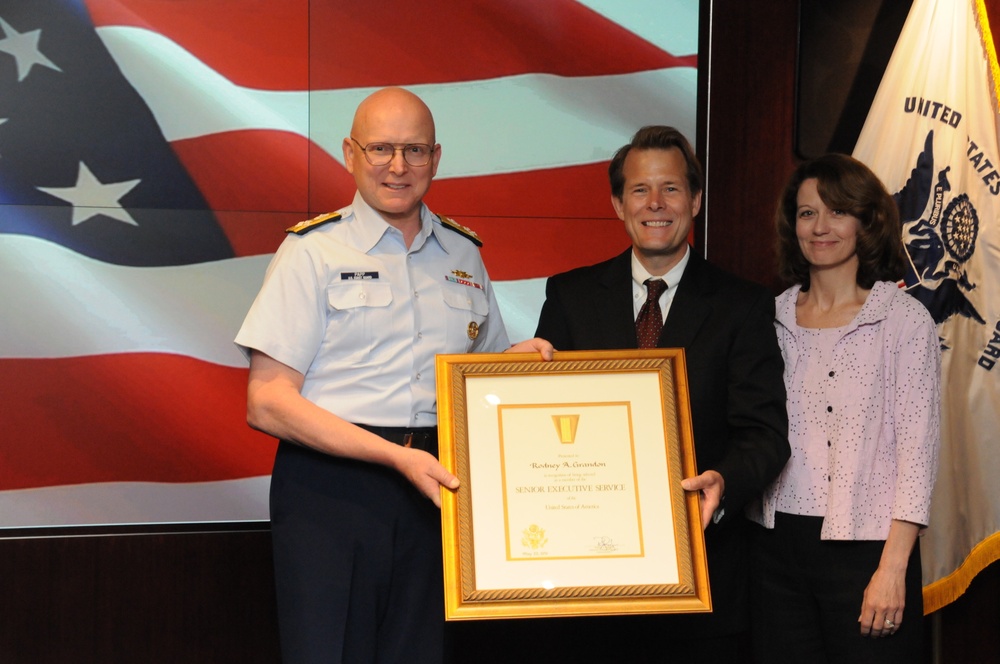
[
  {"left": 0, "top": 17, "right": 62, "bottom": 82},
  {"left": 37, "top": 162, "right": 142, "bottom": 226}
]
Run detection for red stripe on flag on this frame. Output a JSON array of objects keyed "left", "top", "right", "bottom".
[
  {"left": 85, "top": 0, "right": 691, "bottom": 90},
  {"left": 1, "top": 355, "right": 275, "bottom": 490},
  {"left": 170, "top": 130, "right": 356, "bottom": 216},
  {"left": 84, "top": 0, "right": 310, "bottom": 90},
  {"left": 213, "top": 210, "right": 304, "bottom": 257},
  {"left": 175, "top": 132, "right": 620, "bottom": 264},
  {"left": 172, "top": 132, "right": 616, "bottom": 218},
  {"left": 214, "top": 212, "right": 626, "bottom": 281},
  {"left": 425, "top": 161, "right": 615, "bottom": 220},
  {"left": 307, "top": 0, "right": 696, "bottom": 88},
  {"left": 473, "top": 217, "right": 628, "bottom": 281}
]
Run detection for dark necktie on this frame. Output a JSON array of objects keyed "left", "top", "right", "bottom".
[{"left": 636, "top": 279, "right": 667, "bottom": 349}]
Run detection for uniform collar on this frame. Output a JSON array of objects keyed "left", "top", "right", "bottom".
[{"left": 346, "top": 191, "right": 437, "bottom": 253}]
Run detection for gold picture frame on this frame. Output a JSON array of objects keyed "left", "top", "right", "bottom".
[{"left": 435, "top": 349, "right": 710, "bottom": 620}]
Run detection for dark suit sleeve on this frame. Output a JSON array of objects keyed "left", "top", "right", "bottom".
[
  {"left": 534, "top": 276, "right": 573, "bottom": 349},
  {"left": 710, "top": 288, "right": 789, "bottom": 523}
]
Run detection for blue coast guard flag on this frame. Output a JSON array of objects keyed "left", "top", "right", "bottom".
[{"left": 853, "top": 0, "right": 1000, "bottom": 613}]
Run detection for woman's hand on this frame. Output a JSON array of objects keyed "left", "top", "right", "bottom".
[
  {"left": 858, "top": 520, "right": 920, "bottom": 637},
  {"left": 859, "top": 562, "right": 906, "bottom": 637}
]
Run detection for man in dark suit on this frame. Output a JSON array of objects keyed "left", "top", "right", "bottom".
[{"left": 532, "top": 126, "right": 789, "bottom": 662}]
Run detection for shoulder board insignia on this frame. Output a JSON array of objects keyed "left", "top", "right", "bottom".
[
  {"left": 286, "top": 212, "right": 342, "bottom": 235},
  {"left": 436, "top": 215, "right": 482, "bottom": 247}
]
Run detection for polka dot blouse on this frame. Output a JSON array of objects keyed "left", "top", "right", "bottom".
[{"left": 751, "top": 281, "right": 941, "bottom": 541}]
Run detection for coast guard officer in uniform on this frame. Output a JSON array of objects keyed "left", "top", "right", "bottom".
[{"left": 236, "top": 86, "right": 551, "bottom": 664}]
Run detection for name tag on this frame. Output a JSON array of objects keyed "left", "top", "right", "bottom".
[{"left": 341, "top": 271, "right": 378, "bottom": 280}]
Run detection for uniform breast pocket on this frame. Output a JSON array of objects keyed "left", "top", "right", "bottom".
[
  {"left": 442, "top": 287, "right": 490, "bottom": 351},
  {"left": 326, "top": 281, "right": 394, "bottom": 363}
]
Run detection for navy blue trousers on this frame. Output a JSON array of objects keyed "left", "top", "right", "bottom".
[{"left": 269, "top": 441, "right": 444, "bottom": 664}]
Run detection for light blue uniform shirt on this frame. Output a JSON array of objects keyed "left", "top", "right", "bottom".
[{"left": 236, "top": 192, "right": 510, "bottom": 427}]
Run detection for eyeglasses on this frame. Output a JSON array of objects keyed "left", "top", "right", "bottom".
[{"left": 350, "top": 137, "right": 435, "bottom": 166}]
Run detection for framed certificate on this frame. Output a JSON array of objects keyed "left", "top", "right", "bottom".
[{"left": 435, "top": 349, "right": 710, "bottom": 620}]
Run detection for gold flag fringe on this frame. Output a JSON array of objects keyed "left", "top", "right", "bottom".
[
  {"left": 974, "top": 0, "right": 1000, "bottom": 110},
  {"left": 923, "top": 531, "right": 1000, "bottom": 614}
]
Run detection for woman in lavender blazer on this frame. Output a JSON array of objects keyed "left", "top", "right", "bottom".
[{"left": 750, "top": 153, "right": 940, "bottom": 663}]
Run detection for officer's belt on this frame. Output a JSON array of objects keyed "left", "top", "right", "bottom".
[{"left": 354, "top": 424, "right": 438, "bottom": 453}]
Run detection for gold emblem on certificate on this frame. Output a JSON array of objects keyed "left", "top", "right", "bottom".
[
  {"left": 552, "top": 414, "right": 580, "bottom": 444},
  {"left": 467, "top": 321, "right": 479, "bottom": 340}
]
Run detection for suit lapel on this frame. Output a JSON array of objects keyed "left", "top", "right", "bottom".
[
  {"left": 596, "top": 250, "right": 638, "bottom": 348},
  {"left": 660, "top": 252, "right": 712, "bottom": 349}
]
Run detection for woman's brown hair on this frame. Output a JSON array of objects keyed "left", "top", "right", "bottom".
[{"left": 775, "top": 153, "right": 906, "bottom": 290}]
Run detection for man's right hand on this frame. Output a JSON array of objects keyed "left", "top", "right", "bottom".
[{"left": 395, "top": 447, "right": 460, "bottom": 507}]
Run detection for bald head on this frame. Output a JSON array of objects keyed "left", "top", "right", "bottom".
[
  {"left": 343, "top": 87, "right": 441, "bottom": 230},
  {"left": 351, "top": 87, "right": 436, "bottom": 146}
]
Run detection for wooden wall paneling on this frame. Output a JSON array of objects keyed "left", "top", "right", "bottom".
[
  {"left": 0, "top": 529, "right": 280, "bottom": 663},
  {"left": 701, "top": 0, "right": 800, "bottom": 294}
]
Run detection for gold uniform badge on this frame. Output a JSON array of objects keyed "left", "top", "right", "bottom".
[{"left": 467, "top": 321, "right": 480, "bottom": 340}]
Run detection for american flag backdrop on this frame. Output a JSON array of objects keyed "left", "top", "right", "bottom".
[{"left": 0, "top": 0, "right": 699, "bottom": 527}]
